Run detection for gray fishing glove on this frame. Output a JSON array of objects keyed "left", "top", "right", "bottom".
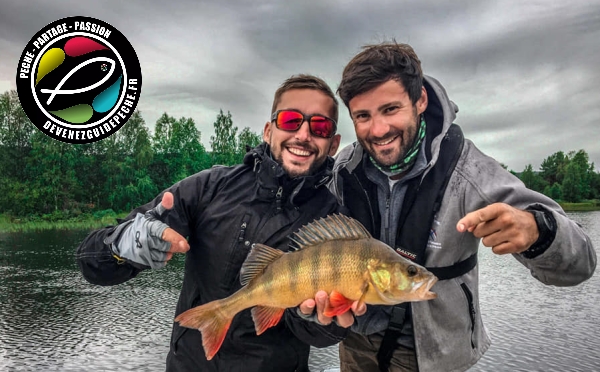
[{"left": 103, "top": 203, "right": 172, "bottom": 270}]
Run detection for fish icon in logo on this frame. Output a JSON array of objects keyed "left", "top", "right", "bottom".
[{"left": 34, "top": 36, "right": 123, "bottom": 124}]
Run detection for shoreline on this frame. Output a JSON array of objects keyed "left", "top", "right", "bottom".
[
  {"left": 559, "top": 202, "right": 600, "bottom": 212},
  {"left": 0, "top": 213, "right": 124, "bottom": 233},
  {"left": 1, "top": 205, "right": 599, "bottom": 233}
]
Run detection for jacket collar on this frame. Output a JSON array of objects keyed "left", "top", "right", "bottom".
[{"left": 243, "top": 142, "right": 333, "bottom": 205}]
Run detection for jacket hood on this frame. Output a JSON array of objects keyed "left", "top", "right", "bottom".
[{"left": 334, "top": 75, "right": 459, "bottom": 175}]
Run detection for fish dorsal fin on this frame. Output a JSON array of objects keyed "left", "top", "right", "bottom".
[
  {"left": 240, "top": 243, "right": 284, "bottom": 286},
  {"left": 289, "top": 214, "right": 372, "bottom": 250}
]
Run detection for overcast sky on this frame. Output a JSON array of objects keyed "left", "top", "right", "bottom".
[{"left": 1, "top": 0, "right": 599, "bottom": 171}]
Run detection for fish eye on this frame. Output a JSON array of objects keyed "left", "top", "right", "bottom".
[{"left": 407, "top": 265, "right": 418, "bottom": 277}]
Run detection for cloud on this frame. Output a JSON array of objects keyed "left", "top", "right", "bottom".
[{"left": 1, "top": 0, "right": 598, "bottom": 170}]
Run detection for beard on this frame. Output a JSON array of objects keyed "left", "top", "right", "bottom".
[
  {"left": 360, "top": 123, "right": 418, "bottom": 168},
  {"left": 271, "top": 141, "right": 327, "bottom": 178}
]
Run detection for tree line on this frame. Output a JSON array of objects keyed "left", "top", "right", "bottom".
[
  {"left": 518, "top": 150, "right": 600, "bottom": 203},
  {"left": 1, "top": 89, "right": 598, "bottom": 220},
  {"left": 0, "top": 90, "right": 261, "bottom": 219}
]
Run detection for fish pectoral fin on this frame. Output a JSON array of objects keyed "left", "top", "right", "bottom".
[
  {"left": 323, "top": 291, "right": 355, "bottom": 317},
  {"left": 240, "top": 244, "right": 284, "bottom": 286},
  {"left": 251, "top": 306, "right": 286, "bottom": 335}
]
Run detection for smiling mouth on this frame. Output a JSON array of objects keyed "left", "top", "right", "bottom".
[
  {"left": 287, "top": 147, "right": 312, "bottom": 157},
  {"left": 373, "top": 135, "right": 398, "bottom": 146}
]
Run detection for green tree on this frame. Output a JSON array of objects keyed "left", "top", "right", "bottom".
[
  {"left": 543, "top": 183, "right": 563, "bottom": 201},
  {"left": 150, "top": 113, "right": 177, "bottom": 191},
  {"left": 590, "top": 167, "right": 600, "bottom": 200},
  {"left": 151, "top": 113, "right": 210, "bottom": 190},
  {"left": 26, "top": 132, "right": 80, "bottom": 214},
  {"left": 540, "top": 151, "right": 567, "bottom": 186},
  {"left": 569, "top": 150, "right": 594, "bottom": 199},
  {"left": 210, "top": 109, "right": 238, "bottom": 166},
  {"left": 103, "top": 111, "right": 158, "bottom": 211},
  {"left": 72, "top": 141, "right": 107, "bottom": 211},
  {"left": 562, "top": 161, "right": 584, "bottom": 202},
  {"left": 0, "top": 90, "right": 36, "bottom": 182},
  {"left": 235, "top": 127, "right": 262, "bottom": 163},
  {"left": 519, "top": 164, "right": 547, "bottom": 193},
  {"left": 172, "top": 117, "right": 211, "bottom": 176}
]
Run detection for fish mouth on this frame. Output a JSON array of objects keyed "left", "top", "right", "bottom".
[{"left": 412, "top": 276, "right": 438, "bottom": 300}]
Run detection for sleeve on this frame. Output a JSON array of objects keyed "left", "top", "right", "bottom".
[
  {"left": 76, "top": 171, "right": 211, "bottom": 286},
  {"left": 283, "top": 308, "right": 348, "bottom": 348},
  {"left": 460, "top": 141, "right": 597, "bottom": 286},
  {"left": 76, "top": 224, "right": 143, "bottom": 286},
  {"left": 513, "top": 203, "right": 596, "bottom": 286},
  {"left": 348, "top": 305, "right": 393, "bottom": 335}
]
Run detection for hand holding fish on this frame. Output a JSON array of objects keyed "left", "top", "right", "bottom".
[
  {"left": 298, "top": 290, "right": 367, "bottom": 328},
  {"left": 175, "top": 215, "right": 437, "bottom": 360},
  {"left": 456, "top": 203, "right": 539, "bottom": 255},
  {"left": 110, "top": 192, "right": 189, "bottom": 269}
]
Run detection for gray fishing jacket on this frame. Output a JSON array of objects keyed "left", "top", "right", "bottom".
[{"left": 330, "top": 75, "right": 597, "bottom": 372}]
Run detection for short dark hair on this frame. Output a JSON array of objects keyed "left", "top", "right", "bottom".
[
  {"left": 337, "top": 42, "right": 423, "bottom": 107},
  {"left": 271, "top": 74, "right": 339, "bottom": 122}
]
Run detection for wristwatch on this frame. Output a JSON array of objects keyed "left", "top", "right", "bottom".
[{"left": 522, "top": 208, "right": 557, "bottom": 259}]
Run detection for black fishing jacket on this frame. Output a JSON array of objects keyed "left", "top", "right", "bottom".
[{"left": 76, "top": 142, "right": 346, "bottom": 372}]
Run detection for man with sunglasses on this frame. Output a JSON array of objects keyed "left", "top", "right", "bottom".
[
  {"left": 76, "top": 74, "right": 347, "bottom": 372},
  {"left": 303, "top": 42, "right": 596, "bottom": 372}
]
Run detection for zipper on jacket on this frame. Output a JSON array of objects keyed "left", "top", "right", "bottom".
[
  {"left": 275, "top": 186, "right": 283, "bottom": 213},
  {"left": 384, "top": 194, "right": 390, "bottom": 242},
  {"left": 238, "top": 221, "right": 248, "bottom": 242},
  {"left": 460, "top": 283, "right": 476, "bottom": 349}
]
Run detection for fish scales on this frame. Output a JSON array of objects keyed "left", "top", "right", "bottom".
[
  {"left": 247, "top": 240, "right": 376, "bottom": 307},
  {"left": 175, "top": 214, "right": 438, "bottom": 360}
]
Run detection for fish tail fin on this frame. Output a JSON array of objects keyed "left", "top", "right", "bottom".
[{"left": 174, "top": 300, "right": 233, "bottom": 361}]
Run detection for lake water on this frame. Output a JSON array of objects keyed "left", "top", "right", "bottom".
[{"left": 1, "top": 212, "right": 599, "bottom": 371}]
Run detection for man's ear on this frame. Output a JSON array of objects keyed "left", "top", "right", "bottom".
[
  {"left": 328, "top": 134, "right": 341, "bottom": 156},
  {"left": 263, "top": 122, "right": 272, "bottom": 144},
  {"left": 417, "top": 86, "right": 428, "bottom": 115}
]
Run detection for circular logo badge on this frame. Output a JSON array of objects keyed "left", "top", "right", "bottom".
[{"left": 16, "top": 16, "right": 142, "bottom": 144}]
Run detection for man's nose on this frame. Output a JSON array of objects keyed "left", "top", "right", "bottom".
[
  {"left": 294, "top": 120, "right": 312, "bottom": 141},
  {"left": 370, "top": 115, "right": 390, "bottom": 138}
]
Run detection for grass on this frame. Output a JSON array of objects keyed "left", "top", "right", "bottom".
[
  {"left": 1, "top": 200, "right": 599, "bottom": 233},
  {"left": 558, "top": 201, "right": 600, "bottom": 212},
  {"left": 0, "top": 211, "right": 128, "bottom": 233}
]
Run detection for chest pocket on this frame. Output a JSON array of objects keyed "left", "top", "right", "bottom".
[{"left": 223, "top": 213, "right": 253, "bottom": 291}]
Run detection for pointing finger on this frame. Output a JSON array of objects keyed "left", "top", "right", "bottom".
[
  {"left": 457, "top": 204, "right": 500, "bottom": 233},
  {"left": 162, "top": 227, "right": 190, "bottom": 253}
]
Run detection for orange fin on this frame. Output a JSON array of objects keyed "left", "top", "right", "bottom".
[
  {"left": 323, "top": 291, "right": 354, "bottom": 317},
  {"left": 174, "top": 300, "right": 232, "bottom": 361},
  {"left": 251, "top": 306, "right": 285, "bottom": 335}
]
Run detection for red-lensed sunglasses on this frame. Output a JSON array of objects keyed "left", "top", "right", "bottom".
[{"left": 271, "top": 109, "right": 337, "bottom": 139}]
